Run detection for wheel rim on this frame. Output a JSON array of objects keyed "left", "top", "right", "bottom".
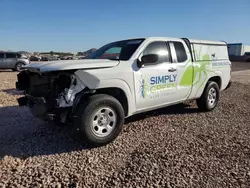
[
  {"left": 207, "top": 87, "right": 217, "bottom": 107},
  {"left": 16, "top": 63, "right": 23, "bottom": 71},
  {"left": 90, "top": 107, "right": 117, "bottom": 137}
]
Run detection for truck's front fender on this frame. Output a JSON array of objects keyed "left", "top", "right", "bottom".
[{"left": 75, "top": 70, "right": 135, "bottom": 116}]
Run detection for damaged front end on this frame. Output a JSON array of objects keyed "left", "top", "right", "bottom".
[{"left": 16, "top": 70, "right": 86, "bottom": 123}]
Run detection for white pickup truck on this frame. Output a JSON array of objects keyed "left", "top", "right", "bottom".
[{"left": 16, "top": 37, "right": 232, "bottom": 146}]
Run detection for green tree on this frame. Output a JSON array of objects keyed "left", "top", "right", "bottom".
[{"left": 50, "top": 51, "right": 54, "bottom": 56}]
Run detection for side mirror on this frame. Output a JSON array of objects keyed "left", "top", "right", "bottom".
[{"left": 137, "top": 54, "right": 158, "bottom": 68}]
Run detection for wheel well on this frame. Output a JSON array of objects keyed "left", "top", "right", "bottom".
[
  {"left": 208, "top": 76, "right": 222, "bottom": 89},
  {"left": 16, "top": 61, "right": 25, "bottom": 66},
  {"left": 93, "top": 88, "right": 129, "bottom": 116}
]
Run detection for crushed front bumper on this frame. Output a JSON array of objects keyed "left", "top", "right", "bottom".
[
  {"left": 17, "top": 95, "right": 46, "bottom": 107},
  {"left": 18, "top": 95, "right": 49, "bottom": 119}
]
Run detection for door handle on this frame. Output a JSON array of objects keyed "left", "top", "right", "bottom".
[{"left": 168, "top": 68, "right": 177, "bottom": 72}]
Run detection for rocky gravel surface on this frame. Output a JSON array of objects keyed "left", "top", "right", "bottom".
[{"left": 0, "top": 70, "right": 250, "bottom": 187}]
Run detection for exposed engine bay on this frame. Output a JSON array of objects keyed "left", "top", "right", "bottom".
[{"left": 16, "top": 70, "right": 86, "bottom": 122}]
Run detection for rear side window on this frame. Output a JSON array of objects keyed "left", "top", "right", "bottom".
[
  {"left": 143, "top": 41, "right": 171, "bottom": 64},
  {"left": 173, "top": 42, "right": 187, "bottom": 62},
  {"left": 0, "top": 53, "right": 4, "bottom": 58},
  {"left": 6, "top": 53, "right": 17, "bottom": 58}
]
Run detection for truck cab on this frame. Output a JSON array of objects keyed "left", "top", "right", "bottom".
[{"left": 16, "top": 37, "right": 232, "bottom": 146}]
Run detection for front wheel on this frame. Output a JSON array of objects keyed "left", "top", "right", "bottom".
[
  {"left": 196, "top": 81, "right": 220, "bottom": 111},
  {"left": 74, "top": 94, "right": 125, "bottom": 146}
]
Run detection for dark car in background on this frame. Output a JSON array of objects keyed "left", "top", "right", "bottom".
[
  {"left": 40, "top": 56, "right": 60, "bottom": 61},
  {"left": 41, "top": 56, "right": 49, "bottom": 61},
  {"left": 29, "top": 56, "right": 41, "bottom": 61},
  {"left": 244, "top": 52, "right": 250, "bottom": 62},
  {"left": 48, "top": 56, "right": 60, "bottom": 61}
]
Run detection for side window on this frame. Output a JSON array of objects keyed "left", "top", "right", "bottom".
[
  {"left": 6, "top": 53, "right": 17, "bottom": 58},
  {"left": 143, "top": 41, "right": 171, "bottom": 64},
  {"left": 0, "top": 53, "right": 4, "bottom": 58},
  {"left": 173, "top": 42, "right": 187, "bottom": 62},
  {"left": 16, "top": 53, "right": 22, "bottom": 58}
]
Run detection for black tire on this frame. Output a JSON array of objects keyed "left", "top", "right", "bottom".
[
  {"left": 74, "top": 94, "right": 125, "bottom": 146},
  {"left": 196, "top": 81, "right": 220, "bottom": 111},
  {"left": 14, "top": 62, "right": 24, "bottom": 72}
]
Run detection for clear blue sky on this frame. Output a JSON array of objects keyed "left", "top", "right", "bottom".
[{"left": 1, "top": 0, "right": 250, "bottom": 52}]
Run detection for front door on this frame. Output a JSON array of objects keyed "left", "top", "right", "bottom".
[{"left": 133, "top": 41, "right": 179, "bottom": 111}]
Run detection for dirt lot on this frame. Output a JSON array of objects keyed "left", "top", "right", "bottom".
[
  {"left": 231, "top": 61, "right": 250, "bottom": 72},
  {"left": 0, "top": 62, "right": 250, "bottom": 187}
]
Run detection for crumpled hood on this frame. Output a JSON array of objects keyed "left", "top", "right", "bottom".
[{"left": 22, "top": 59, "right": 119, "bottom": 73}]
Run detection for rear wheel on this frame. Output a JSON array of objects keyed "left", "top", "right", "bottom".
[
  {"left": 74, "top": 94, "right": 125, "bottom": 146},
  {"left": 196, "top": 81, "right": 220, "bottom": 111}
]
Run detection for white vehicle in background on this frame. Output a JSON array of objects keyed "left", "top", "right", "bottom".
[
  {"left": 16, "top": 37, "right": 232, "bottom": 146},
  {"left": 0, "top": 51, "right": 30, "bottom": 71}
]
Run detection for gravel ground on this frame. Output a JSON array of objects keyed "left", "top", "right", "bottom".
[
  {"left": 0, "top": 69, "right": 250, "bottom": 187},
  {"left": 231, "top": 61, "right": 250, "bottom": 72}
]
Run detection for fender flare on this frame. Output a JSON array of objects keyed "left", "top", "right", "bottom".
[{"left": 195, "top": 72, "right": 223, "bottom": 98}]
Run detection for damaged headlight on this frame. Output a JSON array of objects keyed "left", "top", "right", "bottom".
[{"left": 56, "top": 75, "right": 85, "bottom": 107}]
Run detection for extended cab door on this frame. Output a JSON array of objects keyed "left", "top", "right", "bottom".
[
  {"left": 168, "top": 40, "right": 193, "bottom": 101},
  {"left": 133, "top": 40, "right": 179, "bottom": 111}
]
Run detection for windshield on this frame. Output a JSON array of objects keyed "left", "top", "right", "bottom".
[{"left": 88, "top": 38, "right": 145, "bottom": 60}]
